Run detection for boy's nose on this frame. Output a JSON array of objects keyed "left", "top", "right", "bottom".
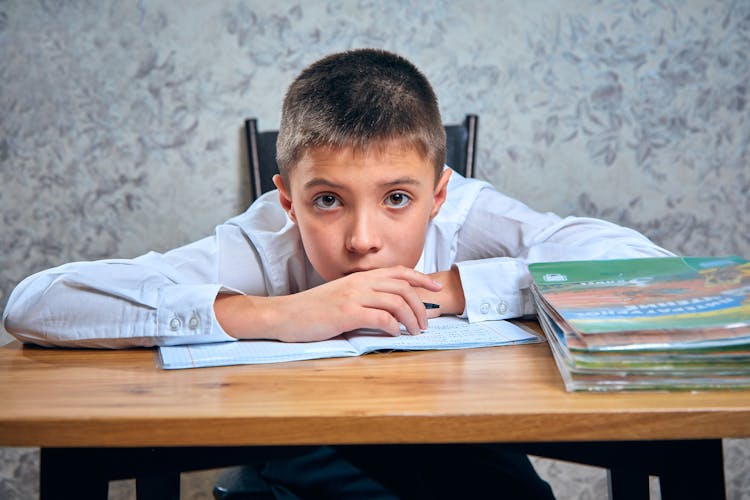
[{"left": 346, "top": 212, "right": 382, "bottom": 254}]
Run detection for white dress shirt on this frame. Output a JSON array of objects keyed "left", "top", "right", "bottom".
[{"left": 3, "top": 170, "right": 673, "bottom": 348}]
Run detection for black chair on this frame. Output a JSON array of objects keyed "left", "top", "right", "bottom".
[{"left": 244, "top": 114, "right": 479, "bottom": 202}]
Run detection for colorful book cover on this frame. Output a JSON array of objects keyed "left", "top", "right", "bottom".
[
  {"left": 529, "top": 256, "right": 750, "bottom": 339},
  {"left": 535, "top": 296, "right": 750, "bottom": 392}
]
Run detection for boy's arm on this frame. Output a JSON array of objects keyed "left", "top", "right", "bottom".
[
  {"left": 2, "top": 235, "right": 242, "bottom": 348},
  {"left": 426, "top": 187, "right": 674, "bottom": 322}
]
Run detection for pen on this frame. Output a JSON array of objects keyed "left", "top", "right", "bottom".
[{"left": 423, "top": 302, "right": 440, "bottom": 309}]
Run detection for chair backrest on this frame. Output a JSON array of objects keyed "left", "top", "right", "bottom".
[{"left": 244, "top": 114, "right": 478, "bottom": 201}]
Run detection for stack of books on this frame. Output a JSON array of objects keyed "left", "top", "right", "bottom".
[{"left": 529, "top": 256, "right": 750, "bottom": 391}]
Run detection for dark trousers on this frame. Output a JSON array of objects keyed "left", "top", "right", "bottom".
[{"left": 256, "top": 444, "right": 555, "bottom": 499}]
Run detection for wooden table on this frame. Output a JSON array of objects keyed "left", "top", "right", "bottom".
[{"left": 2, "top": 321, "right": 748, "bottom": 499}]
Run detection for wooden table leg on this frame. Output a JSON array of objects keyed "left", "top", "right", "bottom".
[
  {"left": 657, "top": 439, "right": 725, "bottom": 500},
  {"left": 40, "top": 448, "right": 110, "bottom": 500}
]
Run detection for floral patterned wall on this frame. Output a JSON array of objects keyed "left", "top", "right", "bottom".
[{"left": 1, "top": 0, "right": 749, "bottom": 498}]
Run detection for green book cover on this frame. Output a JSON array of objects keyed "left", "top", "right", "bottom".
[{"left": 529, "top": 256, "right": 750, "bottom": 335}]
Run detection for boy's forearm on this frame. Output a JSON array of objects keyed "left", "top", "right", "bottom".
[{"left": 214, "top": 294, "right": 286, "bottom": 341}]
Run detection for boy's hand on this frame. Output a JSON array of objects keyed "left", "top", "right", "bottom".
[
  {"left": 215, "top": 266, "right": 443, "bottom": 342},
  {"left": 417, "top": 267, "right": 466, "bottom": 318}
]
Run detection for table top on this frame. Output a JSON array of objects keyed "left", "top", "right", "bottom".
[{"left": 2, "top": 322, "right": 750, "bottom": 448}]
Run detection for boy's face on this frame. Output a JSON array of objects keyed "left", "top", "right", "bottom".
[{"left": 273, "top": 142, "right": 451, "bottom": 282}]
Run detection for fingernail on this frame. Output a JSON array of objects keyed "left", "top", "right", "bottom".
[{"left": 432, "top": 279, "right": 442, "bottom": 287}]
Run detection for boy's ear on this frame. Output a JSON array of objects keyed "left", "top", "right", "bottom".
[
  {"left": 273, "top": 174, "right": 296, "bottom": 222},
  {"left": 429, "top": 168, "right": 452, "bottom": 219}
]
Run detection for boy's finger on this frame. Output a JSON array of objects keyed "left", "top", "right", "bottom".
[
  {"left": 368, "top": 279, "right": 427, "bottom": 331},
  {"left": 377, "top": 266, "right": 443, "bottom": 291},
  {"left": 385, "top": 295, "right": 423, "bottom": 334},
  {"left": 358, "top": 289, "right": 423, "bottom": 334},
  {"left": 357, "top": 308, "right": 402, "bottom": 336}
]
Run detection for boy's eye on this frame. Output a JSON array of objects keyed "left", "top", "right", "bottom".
[
  {"left": 313, "top": 194, "right": 341, "bottom": 209},
  {"left": 384, "top": 192, "right": 411, "bottom": 208}
]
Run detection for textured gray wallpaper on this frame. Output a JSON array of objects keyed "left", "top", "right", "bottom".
[{"left": 1, "top": 0, "right": 749, "bottom": 498}]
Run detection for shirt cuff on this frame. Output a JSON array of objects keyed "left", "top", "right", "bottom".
[
  {"left": 455, "top": 258, "right": 532, "bottom": 322},
  {"left": 157, "top": 284, "right": 238, "bottom": 345}
]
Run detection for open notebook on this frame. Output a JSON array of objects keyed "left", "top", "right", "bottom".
[{"left": 158, "top": 316, "right": 541, "bottom": 369}]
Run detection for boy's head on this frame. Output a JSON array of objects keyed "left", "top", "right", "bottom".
[
  {"left": 276, "top": 48, "right": 446, "bottom": 182},
  {"left": 272, "top": 49, "right": 452, "bottom": 282}
]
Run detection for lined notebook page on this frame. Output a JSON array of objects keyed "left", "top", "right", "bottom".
[
  {"left": 159, "top": 337, "right": 356, "bottom": 369},
  {"left": 346, "top": 316, "right": 539, "bottom": 352}
]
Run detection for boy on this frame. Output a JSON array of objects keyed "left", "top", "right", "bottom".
[{"left": 4, "top": 49, "right": 671, "bottom": 497}]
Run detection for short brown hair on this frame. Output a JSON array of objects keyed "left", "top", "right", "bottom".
[{"left": 276, "top": 49, "right": 446, "bottom": 181}]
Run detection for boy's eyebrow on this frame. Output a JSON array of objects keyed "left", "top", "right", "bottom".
[
  {"left": 303, "top": 178, "right": 344, "bottom": 190},
  {"left": 379, "top": 177, "right": 422, "bottom": 187}
]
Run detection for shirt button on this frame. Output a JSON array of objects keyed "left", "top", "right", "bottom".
[
  {"left": 169, "top": 317, "right": 182, "bottom": 331},
  {"left": 480, "top": 303, "right": 490, "bottom": 314},
  {"left": 497, "top": 301, "right": 508, "bottom": 314},
  {"left": 188, "top": 316, "right": 200, "bottom": 330}
]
